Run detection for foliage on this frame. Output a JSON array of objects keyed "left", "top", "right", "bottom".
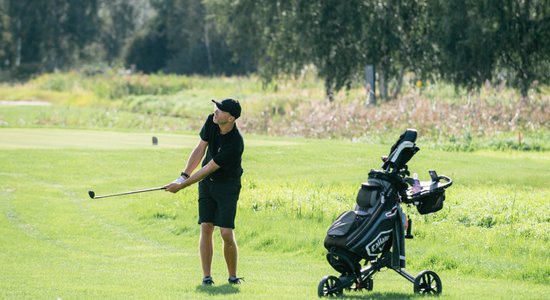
[
  {"left": 99, "top": 0, "right": 141, "bottom": 64},
  {"left": 432, "top": 0, "right": 550, "bottom": 97},
  {"left": 206, "top": 0, "right": 550, "bottom": 99},
  {"left": 1, "top": 0, "right": 549, "bottom": 99},
  {"left": 430, "top": 0, "right": 498, "bottom": 92},
  {"left": 207, "top": 0, "right": 430, "bottom": 101},
  {"left": 124, "top": 0, "right": 254, "bottom": 75},
  {"left": 492, "top": 0, "right": 550, "bottom": 97},
  {"left": 2, "top": 0, "right": 100, "bottom": 77}
]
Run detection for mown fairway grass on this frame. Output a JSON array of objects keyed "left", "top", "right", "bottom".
[{"left": 0, "top": 128, "right": 549, "bottom": 299}]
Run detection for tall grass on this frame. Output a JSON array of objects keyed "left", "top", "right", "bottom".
[
  {"left": 0, "top": 71, "right": 548, "bottom": 151},
  {"left": 32, "top": 70, "right": 190, "bottom": 99}
]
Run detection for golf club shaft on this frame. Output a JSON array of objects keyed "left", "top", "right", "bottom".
[{"left": 93, "top": 187, "right": 165, "bottom": 199}]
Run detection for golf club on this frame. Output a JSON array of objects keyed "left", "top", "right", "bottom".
[{"left": 88, "top": 187, "right": 165, "bottom": 199}]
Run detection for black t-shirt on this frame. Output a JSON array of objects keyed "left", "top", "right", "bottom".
[{"left": 200, "top": 114, "right": 244, "bottom": 180}]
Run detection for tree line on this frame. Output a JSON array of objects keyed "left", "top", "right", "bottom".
[{"left": 1, "top": 0, "right": 549, "bottom": 99}]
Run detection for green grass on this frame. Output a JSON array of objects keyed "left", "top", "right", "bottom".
[
  {"left": 1, "top": 128, "right": 549, "bottom": 299},
  {"left": 0, "top": 72, "right": 548, "bottom": 298}
]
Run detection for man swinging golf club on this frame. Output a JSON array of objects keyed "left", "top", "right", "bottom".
[{"left": 164, "top": 99, "right": 244, "bottom": 286}]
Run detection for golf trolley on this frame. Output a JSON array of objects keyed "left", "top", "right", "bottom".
[{"left": 318, "top": 129, "right": 453, "bottom": 297}]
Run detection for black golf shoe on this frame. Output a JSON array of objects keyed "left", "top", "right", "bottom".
[
  {"left": 202, "top": 276, "right": 214, "bottom": 286},
  {"left": 228, "top": 277, "right": 244, "bottom": 284}
]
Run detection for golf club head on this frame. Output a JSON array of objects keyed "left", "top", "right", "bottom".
[{"left": 88, "top": 190, "right": 95, "bottom": 199}]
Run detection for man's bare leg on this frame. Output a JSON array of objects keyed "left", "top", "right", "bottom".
[
  {"left": 220, "top": 227, "right": 238, "bottom": 277},
  {"left": 200, "top": 223, "right": 215, "bottom": 277}
]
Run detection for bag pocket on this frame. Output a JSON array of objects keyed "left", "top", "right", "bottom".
[
  {"left": 327, "top": 211, "right": 359, "bottom": 237},
  {"left": 356, "top": 182, "right": 382, "bottom": 209}
]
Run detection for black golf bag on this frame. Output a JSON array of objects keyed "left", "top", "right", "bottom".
[{"left": 318, "top": 129, "right": 453, "bottom": 297}]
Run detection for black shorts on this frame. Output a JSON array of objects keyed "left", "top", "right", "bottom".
[{"left": 198, "top": 177, "right": 241, "bottom": 229}]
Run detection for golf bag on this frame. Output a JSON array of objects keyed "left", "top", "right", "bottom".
[
  {"left": 324, "top": 169, "right": 408, "bottom": 274},
  {"left": 319, "top": 129, "right": 453, "bottom": 296}
]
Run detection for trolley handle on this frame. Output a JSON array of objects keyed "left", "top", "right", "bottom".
[
  {"left": 428, "top": 170, "right": 453, "bottom": 190},
  {"left": 436, "top": 174, "right": 453, "bottom": 189}
]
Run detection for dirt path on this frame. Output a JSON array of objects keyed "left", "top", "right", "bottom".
[{"left": 0, "top": 100, "right": 51, "bottom": 106}]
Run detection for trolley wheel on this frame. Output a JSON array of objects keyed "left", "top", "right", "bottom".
[
  {"left": 318, "top": 275, "right": 343, "bottom": 297},
  {"left": 413, "top": 270, "right": 442, "bottom": 295},
  {"left": 364, "top": 276, "right": 373, "bottom": 291},
  {"left": 354, "top": 275, "right": 373, "bottom": 291}
]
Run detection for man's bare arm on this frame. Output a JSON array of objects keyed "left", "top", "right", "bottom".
[
  {"left": 164, "top": 159, "right": 220, "bottom": 193},
  {"left": 182, "top": 140, "right": 208, "bottom": 175}
]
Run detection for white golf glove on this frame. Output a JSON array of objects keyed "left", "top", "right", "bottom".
[{"left": 173, "top": 176, "right": 186, "bottom": 185}]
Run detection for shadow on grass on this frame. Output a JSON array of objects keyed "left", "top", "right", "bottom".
[
  {"left": 195, "top": 284, "right": 240, "bottom": 295},
  {"left": 338, "top": 291, "right": 416, "bottom": 299}
]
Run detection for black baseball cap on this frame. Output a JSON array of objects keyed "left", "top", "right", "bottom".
[{"left": 212, "top": 99, "right": 241, "bottom": 119}]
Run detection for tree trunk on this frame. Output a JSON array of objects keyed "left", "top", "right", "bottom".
[
  {"left": 392, "top": 68, "right": 404, "bottom": 99},
  {"left": 365, "top": 64, "right": 376, "bottom": 105},
  {"left": 520, "top": 70, "right": 530, "bottom": 98},
  {"left": 15, "top": 20, "right": 21, "bottom": 67},
  {"left": 520, "top": 84, "right": 528, "bottom": 98},
  {"left": 366, "top": 84, "right": 376, "bottom": 105},
  {"left": 204, "top": 21, "right": 213, "bottom": 72},
  {"left": 327, "top": 87, "right": 334, "bottom": 102},
  {"left": 325, "top": 80, "right": 334, "bottom": 102},
  {"left": 378, "top": 68, "right": 388, "bottom": 100}
]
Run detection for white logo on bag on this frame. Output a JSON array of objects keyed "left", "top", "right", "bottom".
[{"left": 365, "top": 229, "right": 393, "bottom": 256}]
